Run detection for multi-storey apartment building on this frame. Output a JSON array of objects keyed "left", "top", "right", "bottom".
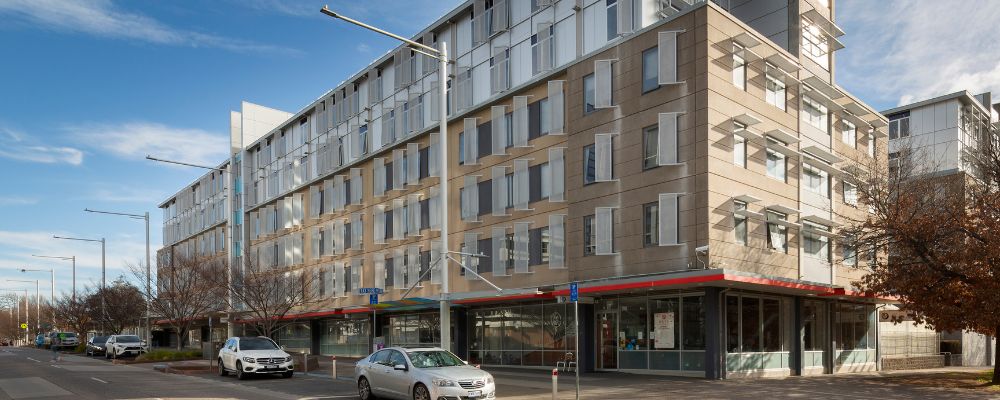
[
  {"left": 880, "top": 91, "right": 999, "bottom": 369},
  {"left": 157, "top": 0, "right": 888, "bottom": 378}
]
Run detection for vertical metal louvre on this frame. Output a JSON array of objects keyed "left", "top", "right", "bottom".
[
  {"left": 548, "top": 81, "right": 565, "bottom": 134},
  {"left": 464, "top": 232, "right": 479, "bottom": 280},
  {"left": 373, "top": 158, "right": 385, "bottom": 197},
  {"left": 308, "top": 185, "right": 320, "bottom": 219},
  {"left": 430, "top": 239, "right": 442, "bottom": 284},
  {"left": 392, "top": 198, "right": 405, "bottom": 240},
  {"left": 407, "top": 245, "right": 420, "bottom": 288},
  {"left": 373, "top": 206, "right": 386, "bottom": 245},
  {"left": 324, "top": 221, "right": 335, "bottom": 255},
  {"left": 374, "top": 252, "right": 386, "bottom": 289},
  {"left": 334, "top": 175, "right": 346, "bottom": 211},
  {"left": 514, "top": 222, "right": 530, "bottom": 273},
  {"left": 393, "top": 248, "right": 405, "bottom": 289},
  {"left": 595, "top": 134, "right": 614, "bottom": 182},
  {"left": 595, "top": 207, "right": 615, "bottom": 255},
  {"left": 492, "top": 105, "right": 508, "bottom": 155},
  {"left": 618, "top": 0, "right": 634, "bottom": 35},
  {"left": 309, "top": 226, "right": 320, "bottom": 261},
  {"left": 513, "top": 159, "right": 530, "bottom": 210},
  {"left": 463, "top": 118, "right": 478, "bottom": 164},
  {"left": 407, "top": 194, "right": 422, "bottom": 236},
  {"left": 428, "top": 133, "right": 440, "bottom": 177},
  {"left": 513, "top": 96, "right": 529, "bottom": 147},
  {"left": 658, "top": 31, "right": 683, "bottom": 85},
  {"left": 392, "top": 149, "right": 404, "bottom": 191},
  {"left": 658, "top": 193, "right": 681, "bottom": 246},
  {"left": 548, "top": 214, "right": 565, "bottom": 269},
  {"left": 595, "top": 60, "right": 614, "bottom": 108},
  {"left": 350, "top": 212, "right": 362, "bottom": 249},
  {"left": 492, "top": 227, "right": 508, "bottom": 276},
  {"left": 351, "top": 258, "right": 362, "bottom": 293},
  {"left": 334, "top": 262, "right": 345, "bottom": 297},
  {"left": 350, "top": 168, "right": 362, "bottom": 204},
  {"left": 429, "top": 185, "right": 441, "bottom": 230},
  {"left": 406, "top": 143, "right": 419, "bottom": 185},
  {"left": 549, "top": 147, "right": 565, "bottom": 202},
  {"left": 462, "top": 175, "right": 479, "bottom": 221},
  {"left": 658, "top": 112, "right": 681, "bottom": 165},
  {"left": 334, "top": 219, "right": 346, "bottom": 255},
  {"left": 492, "top": 166, "right": 508, "bottom": 216}
]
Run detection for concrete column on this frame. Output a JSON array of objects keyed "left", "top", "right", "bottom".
[
  {"left": 792, "top": 297, "right": 803, "bottom": 376},
  {"left": 704, "top": 287, "right": 723, "bottom": 379},
  {"left": 578, "top": 303, "right": 595, "bottom": 372}
]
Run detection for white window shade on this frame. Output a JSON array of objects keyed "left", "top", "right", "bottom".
[
  {"left": 618, "top": 0, "right": 634, "bottom": 35},
  {"left": 512, "top": 96, "right": 529, "bottom": 147},
  {"left": 595, "top": 60, "right": 614, "bottom": 109},
  {"left": 350, "top": 212, "right": 362, "bottom": 249},
  {"left": 492, "top": 227, "right": 508, "bottom": 276},
  {"left": 334, "top": 219, "right": 346, "bottom": 255},
  {"left": 353, "top": 126, "right": 365, "bottom": 161},
  {"left": 464, "top": 232, "right": 480, "bottom": 280},
  {"left": 658, "top": 193, "right": 681, "bottom": 246},
  {"left": 658, "top": 112, "right": 682, "bottom": 165},
  {"left": 309, "top": 185, "right": 320, "bottom": 219},
  {"left": 393, "top": 248, "right": 405, "bottom": 289},
  {"left": 548, "top": 81, "right": 565, "bottom": 134},
  {"left": 350, "top": 168, "right": 362, "bottom": 204},
  {"left": 513, "top": 159, "right": 530, "bottom": 211},
  {"left": 595, "top": 134, "right": 615, "bottom": 182},
  {"left": 374, "top": 252, "right": 386, "bottom": 289},
  {"left": 407, "top": 194, "right": 422, "bottom": 236},
  {"left": 514, "top": 222, "right": 530, "bottom": 273},
  {"left": 428, "top": 133, "right": 440, "bottom": 177},
  {"left": 463, "top": 118, "right": 478, "bottom": 164},
  {"left": 549, "top": 147, "right": 565, "bottom": 202},
  {"left": 351, "top": 258, "right": 362, "bottom": 292},
  {"left": 334, "top": 175, "right": 346, "bottom": 211},
  {"left": 324, "top": 221, "right": 335, "bottom": 255},
  {"left": 292, "top": 232, "right": 303, "bottom": 265},
  {"left": 407, "top": 245, "right": 420, "bottom": 288},
  {"left": 492, "top": 105, "right": 508, "bottom": 156},
  {"left": 392, "top": 149, "right": 404, "bottom": 191},
  {"left": 282, "top": 235, "right": 292, "bottom": 266},
  {"left": 323, "top": 179, "right": 335, "bottom": 214},
  {"left": 548, "top": 214, "right": 565, "bottom": 269},
  {"left": 492, "top": 166, "right": 508, "bottom": 216},
  {"left": 406, "top": 143, "right": 419, "bottom": 185},
  {"left": 373, "top": 206, "right": 386, "bottom": 245},
  {"left": 658, "top": 31, "right": 683, "bottom": 84},
  {"left": 334, "top": 262, "right": 345, "bottom": 297},
  {"left": 373, "top": 158, "right": 386, "bottom": 197},
  {"left": 429, "top": 185, "right": 441, "bottom": 230},
  {"left": 430, "top": 240, "right": 442, "bottom": 285},
  {"left": 310, "top": 226, "right": 320, "bottom": 261},
  {"left": 595, "top": 207, "right": 615, "bottom": 255},
  {"left": 461, "top": 175, "right": 480, "bottom": 221},
  {"left": 292, "top": 193, "right": 304, "bottom": 226},
  {"left": 392, "top": 198, "right": 405, "bottom": 240}
]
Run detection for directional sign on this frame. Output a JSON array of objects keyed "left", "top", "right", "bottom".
[
  {"left": 20, "top": 323, "right": 27, "bottom": 329},
  {"left": 358, "top": 287, "right": 384, "bottom": 295},
  {"left": 569, "top": 282, "right": 579, "bottom": 302},
  {"left": 369, "top": 294, "right": 379, "bottom": 305}
]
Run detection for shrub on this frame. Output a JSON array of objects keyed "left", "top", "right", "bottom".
[{"left": 136, "top": 349, "right": 203, "bottom": 362}]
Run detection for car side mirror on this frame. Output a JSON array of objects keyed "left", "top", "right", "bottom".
[
  {"left": 393, "top": 364, "right": 408, "bottom": 371},
  {"left": 463, "top": 360, "right": 469, "bottom": 365},
  {"left": 280, "top": 345, "right": 286, "bottom": 350}
]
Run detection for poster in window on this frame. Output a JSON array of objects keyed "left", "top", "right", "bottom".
[{"left": 654, "top": 312, "right": 675, "bottom": 349}]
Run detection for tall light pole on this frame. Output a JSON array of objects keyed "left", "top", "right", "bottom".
[
  {"left": 31, "top": 255, "right": 75, "bottom": 302},
  {"left": 8, "top": 280, "right": 40, "bottom": 332},
  {"left": 18, "top": 268, "right": 54, "bottom": 328},
  {"left": 84, "top": 208, "right": 152, "bottom": 343},
  {"left": 321, "top": 6, "right": 453, "bottom": 351},
  {"left": 146, "top": 155, "right": 235, "bottom": 338},
  {"left": 53, "top": 235, "right": 106, "bottom": 334},
  {"left": 0, "top": 289, "right": 28, "bottom": 343}
]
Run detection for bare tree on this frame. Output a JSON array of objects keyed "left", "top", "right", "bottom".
[
  {"left": 131, "top": 253, "right": 224, "bottom": 350},
  {"left": 216, "top": 257, "right": 308, "bottom": 339},
  {"left": 841, "top": 127, "right": 1000, "bottom": 384},
  {"left": 87, "top": 278, "right": 144, "bottom": 335},
  {"left": 54, "top": 287, "right": 95, "bottom": 338}
]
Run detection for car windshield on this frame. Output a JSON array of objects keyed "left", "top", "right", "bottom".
[
  {"left": 116, "top": 335, "right": 141, "bottom": 343},
  {"left": 60, "top": 333, "right": 77, "bottom": 338},
  {"left": 240, "top": 338, "right": 278, "bottom": 350},
  {"left": 406, "top": 350, "right": 465, "bottom": 368},
  {"left": 93, "top": 336, "right": 109, "bottom": 343}
]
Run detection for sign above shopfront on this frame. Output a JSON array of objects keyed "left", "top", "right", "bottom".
[{"left": 358, "top": 287, "right": 385, "bottom": 295}]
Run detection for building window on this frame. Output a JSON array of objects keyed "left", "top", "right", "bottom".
[
  {"left": 765, "top": 73, "right": 786, "bottom": 111},
  {"left": 803, "top": 223, "right": 830, "bottom": 262},
  {"left": 734, "top": 201, "right": 747, "bottom": 246},
  {"left": 606, "top": 0, "right": 618, "bottom": 41},
  {"left": 539, "top": 98, "right": 552, "bottom": 135},
  {"left": 359, "top": 124, "right": 369, "bottom": 155},
  {"left": 643, "top": 202, "right": 658, "bottom": 247},
  {"left": 583, "top": 214, "right": 596, "bottom": 256},
  {"left": 802, "top": 96, "right": 828, "bottom": 132},
  {"left": 641, "top": 47, "right": 659, "bottom": 93},
  {"left": 843, "top": 182, "right": 858, "bottom": 206},
  {"left": 583, "top": 73, "right": 596, "bottom": 114},
  {"left": 583, "top": 144, "right": 597, "bottom": 185},
  {"left": 803, "top": 164, "right": 829, "bottom": 197},
  {"left": 841, "top": 120, "right": 856, "bottom": 147},
  {"left": 732, "top": 44, "right": 747, "bottom": 90},
  {"left": 642, "top": 125, "right": 658, "bottom": 170},
  {"left": 867, "top": 135, "right": 875, "bottom": 158},
  {"left": 842, "top": 237, "right": 857, "bottom": 266},
  {"left": 765, "top": 145, "right": 786, "bottom": 182},
  {"left": 766, "top": 211, "right": 787, "bottom": 253},
  {"left": 888, "top": 113, "right": 910, "bottom": 139},
  {"left": 530, "top": 24, "right": 555, "bottom": 75},
  {"left": 733, "top": 134, "right": 747, "bottom": 168}
]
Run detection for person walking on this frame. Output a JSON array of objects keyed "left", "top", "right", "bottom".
[{"left": 51, "top": 334, "right": 61, "bottom": 362}]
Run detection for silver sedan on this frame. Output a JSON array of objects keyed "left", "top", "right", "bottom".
[{"left": 355, "top": 346, "right": 496, "bottom": 400}]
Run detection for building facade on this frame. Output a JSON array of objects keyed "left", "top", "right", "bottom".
[{"left": 157, "top": 0, "right": 888, "bottom": 379}]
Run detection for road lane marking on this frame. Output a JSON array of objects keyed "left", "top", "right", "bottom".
[
  {"left": 50, "top": 365, "right": 62, "bottom": 369},
  {"left": 90, "top": 377, "right": 109, "bottom": 384},
  {"left": 26, "top": 357, "right": 40, "bottom": 363}
]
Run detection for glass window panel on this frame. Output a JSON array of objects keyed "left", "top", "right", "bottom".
[
  {"left": 682, "top": 296, "right": 705, "bottom": 350},
  {"left": 650, "top": 297, "right": 679, "bottom": 350},
  {"left": 642, "top": 47, "right": 659, "bottom": 93},
  {"left": 761, "top": 298, "right": 782, "bottom": 352},
  {"left": 741, "top": 296, "right": 761, "bottom": 352},
  {"left": 726, "top": 295, "right": 740, "bottom": 352}
]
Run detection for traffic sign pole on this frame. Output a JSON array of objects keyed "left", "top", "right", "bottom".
[{"left": 570, "top": 282, "right": 580, "bottom": 400}]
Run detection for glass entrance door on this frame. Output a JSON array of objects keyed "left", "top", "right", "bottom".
[{"left": 598, "top": 311, "right": 617, "bottom": 369}]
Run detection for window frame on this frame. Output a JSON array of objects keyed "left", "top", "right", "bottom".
[
  {"left": 583, "top": 214, "right": 596, "bottom": 256},
  {"left": 642, "top": 124, "right": 659, "bottom": 170},
  {"left": 642, "top": 202, "right": 658, "bottom": 247},
  {"left": 583, "top": 73, "right": 596, "bottom": 114},
  {"left": 583, "top": 144, "right": 597, "bottom": 185},
  {"left": 732, "top": 44, "right": 747, "bottom": 91},
  {"left": 641, "top": 46, "right": 660, "bottom": 94}
]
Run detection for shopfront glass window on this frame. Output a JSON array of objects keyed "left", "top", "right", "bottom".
[
  {"left": 682, "top": 296, "right": 706, "bottom": 350},
  {"left": 741, "top": 297, "right": 761, "bottom": 352},
  {"left": 761, "top": 298, "right": 782, "bottom": 352},
  {"left": 618, "top": 298, "right": 648, "bottom": 369},
  {"left": 726, "top": 296, "right": 740, "bottom": 352}
]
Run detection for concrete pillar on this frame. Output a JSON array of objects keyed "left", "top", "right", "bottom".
[
  {"left": 792, "top": 297, "right": 803, "bottom": 376},
  {"left": 704, "top": 287, "right": 723, "bottom": 379}
]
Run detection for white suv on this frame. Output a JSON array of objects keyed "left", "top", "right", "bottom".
[
  {"left": 105, "top": 335, "right": 147, "bottom": 359},
  {"left": 218, "top": 336, "right": 294, "bottom": 380}
]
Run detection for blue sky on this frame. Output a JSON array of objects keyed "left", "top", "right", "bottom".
[{"left": 0, "top": 0, "right": 997, "bottom": 299}]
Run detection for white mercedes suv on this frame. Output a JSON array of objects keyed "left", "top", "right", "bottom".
[
  {"left": 355, "top": 346, "right": 495, "bottom": 400},
  {"left": 218, "top": 336, "right": 294, "bottom": 380}
]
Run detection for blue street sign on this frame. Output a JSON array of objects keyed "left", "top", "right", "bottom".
[
  {"left": 370, "top": 294, "right": 379, "bottom": 305},
  {"left": 358, "top": 287, "right": 384, "bottom": 295},
  {"left": 569, "top": 282, "right": 578, "bottom": 302}
]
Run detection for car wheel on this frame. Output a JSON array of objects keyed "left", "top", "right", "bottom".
[
  {"left": 358, "top": 376, "right": 377, "bottom": 400},
  {"left": 218, "top": 359, "right": 228, "bottom": 376},
  {"left": 282, "top": 371, "right": 293, "bottom": 379},
  {"left": 105, "top": 351, "right": 110, "bottom": 359},
  {"left": 236, "top": 361, "right": 247, "bottom": 380},
  {"left": 413, "top": 383, "right": 431, "bottom": 400}
]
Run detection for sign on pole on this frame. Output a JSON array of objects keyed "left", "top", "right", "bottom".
[
  {"left": 369, "top": 294, "right": 379, "bottom": 305},
  {"left": 569, "top": 282, "right": 578, "bottom": 302},
  {"left": 20, "top": 323, "right": 27, "bottom": 330},
  {"left": 358, "top": 287, "right": 384, "bottom": 295}
]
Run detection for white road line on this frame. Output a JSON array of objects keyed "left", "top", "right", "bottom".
[
  {"left": 51, "top": 364, "right": 62, "bottom": 369},
  {"left": 26, "top": 357, "right": 41, "bottom": 363},
  {"left": 91, "top": 377, "right": 109, "bottom": 384}
]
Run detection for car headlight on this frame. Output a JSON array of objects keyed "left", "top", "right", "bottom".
[
  {"left": 242, "top": 357, "right": 256, "bottom": 363},
  {"left": 285, "top": 356, "right": 293, "bottom": 362},
  {"left": 432, "top": 378, "right": 456, "bottom": 387},
  {"left": 485, "top": 375, "right": 494, "bottom": 384}
]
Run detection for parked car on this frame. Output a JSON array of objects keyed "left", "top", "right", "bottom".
[
  {"left": 217, "top": 336, "right": 294, "bottom": 380},
  {"left": 34, "top": 334, "right": 44, "bottom": 348},
  {"left": 86, "top": 335, "right": 110, "bottom": 356},
  {"left": 48, "top": 332, "right": 79, "bottom": 350},
  {"left": 355, "top": 346, "right": 495, "bottom": 400},
  {"left": 105, "top": 335, "right": 147, "bottom": 359}
]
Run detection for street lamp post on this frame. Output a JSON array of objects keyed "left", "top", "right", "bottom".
[
  {"left": 321, "top": 6, "right": 453, "bottom": 351},
  {"left": 53, "top": 235, "right": 106, "bottom": 333},
  {"left": 8, "top": 279, "right": 40, "bottom": 332},
  {"left": 18, "top": 268, "right": 54, "bottom": 328},
  {"left": 84, "top": 208, "right": 152, "bottom": 343},
  {"left": 31, "top": 255, "right": 75, "bottom": 302}
]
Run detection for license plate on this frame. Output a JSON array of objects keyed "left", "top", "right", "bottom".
[{"left": 468, "top": 390, "right": 482, "bottom": 398}]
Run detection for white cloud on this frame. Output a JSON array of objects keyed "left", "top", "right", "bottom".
[
  {"left": 69, "top": 122, "right": 229, "bottom": 167},
  {"left": 0, "top": 0, "right": 299, "bottom": 55},
  {"left": 86, "top": 185, "right": 166, "bottom": 204},
  {"left": 356, "top": 43, "right": 371, "bottom": 53},
  {"left": 0, "top": 196, "right": 38, "bottom": 206},
  {"left": 0, "top": 127, "right": 83, "bottom": 165},
  {"left": 837, "top": 0, "right": 1000, "bottom": 107}
]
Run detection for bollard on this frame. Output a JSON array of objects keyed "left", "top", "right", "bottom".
[
  {"left": 303, "top": 354, "right": 309, "bottom": 374},
  {"left": 331, "top": 355, "right": 338, "bottom": 379},
  {"left": 552, "top": 368, "right": 558, "bottom": 400}
]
